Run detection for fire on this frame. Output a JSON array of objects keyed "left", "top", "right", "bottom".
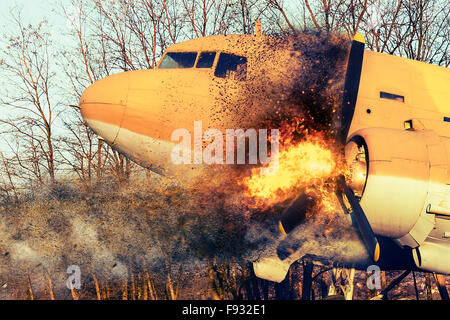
[{"left": 241, "top": 132, "right": 342, "bottom": 213}]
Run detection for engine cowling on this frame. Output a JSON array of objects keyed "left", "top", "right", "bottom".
[{"left": 345, "top": 120, "right": 450, "bottom": 274}]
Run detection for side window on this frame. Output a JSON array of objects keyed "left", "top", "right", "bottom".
[
  {"left": 214, "top": 53, "right": 247, "bottom": 81},
  {"left": 159, "top": 52, "right": 197, "bottom": 69},
  {"left": 196, "top": 52, "right": 216, "bottom": 68},
  {"left": 380, "top": 91, "right": 405, "bottom": 102}
]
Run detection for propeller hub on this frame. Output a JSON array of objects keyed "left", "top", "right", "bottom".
[{"left": 345, "top": 140, "right": 368, "bottom": 197}]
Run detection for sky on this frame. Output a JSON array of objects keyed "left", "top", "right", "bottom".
[
  {"left": 2, "top": 0, "right": 63, "bottom": 29},
  {"left": 1, "top": 0, "right": 75, "bottom": 65},
  {"left": 0, "top": 0, "right": 76, "bottom": 153},
  {"left": 1, "top": 0, "right": 302, "bottom": 34}
]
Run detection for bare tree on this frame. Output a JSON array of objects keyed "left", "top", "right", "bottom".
[
  {"left": 0, "top": 152, "right": 19, "bottom": 203},
  {"left": 288, "top": 0, "right": 448, "bottom": 65},
  {"left": 0, "top": 12, "right": 59, "bottom": 184}
]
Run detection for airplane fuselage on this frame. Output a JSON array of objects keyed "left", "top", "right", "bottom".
[{"left": 79, "top": 33, "right": 450, "bottom": 276}]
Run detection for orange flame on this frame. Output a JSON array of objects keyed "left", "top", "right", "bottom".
[{"left": 241, "top": 131, "right": 343, "bottom": 215}]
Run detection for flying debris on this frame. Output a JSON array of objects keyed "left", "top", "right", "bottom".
[{"left": 78, "top": 28, "right": 450, "bottom": 297}]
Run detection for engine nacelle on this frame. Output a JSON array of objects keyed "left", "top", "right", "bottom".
[{"left": 346, "top": 119, "right": 450, "bottom": 274}]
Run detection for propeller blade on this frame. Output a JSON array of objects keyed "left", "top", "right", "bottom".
[
  {"left": 338, "top": 176, "right": 380, "bottom": 262},
  {"left": 279, "top": 193, "right": 316, "bottom": 235},
  {"left": 338, "top": 33, "right": 365, "bottom": 144}
]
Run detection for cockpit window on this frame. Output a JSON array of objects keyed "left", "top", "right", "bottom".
[
  {"left": 159, "top": 52, "right": 197, "bottom": 69},
  {"left": 196, "top": 52, "right": 216, "bottom": 68},
  {"left": 214, "top": 53, "right": 247, "bottom": 80}
]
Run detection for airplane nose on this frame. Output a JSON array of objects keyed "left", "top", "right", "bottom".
[{"left": 80, "top": 72, "right": 129, "bottom": 144}]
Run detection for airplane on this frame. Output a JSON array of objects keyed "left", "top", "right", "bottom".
[{"left": 78, "top": 26, "right": 450, "bottom": 298}]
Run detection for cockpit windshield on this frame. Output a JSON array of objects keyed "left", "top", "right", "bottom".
[
  {"left": 158, "top": 51, "right": 246, "bottom": 78},
  {"left": 196, "top": 52, "right": 216, "bottom": 68},
  {"left": 159, "top": 52, "right": 197, "bottom": 69},
  {"left": 215, "top": 53, "right": 247, "bottom": 81}
]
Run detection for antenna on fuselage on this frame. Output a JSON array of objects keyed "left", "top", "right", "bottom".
[{"left": 255, "top": 20, "right": 262, "bottom": 36}]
